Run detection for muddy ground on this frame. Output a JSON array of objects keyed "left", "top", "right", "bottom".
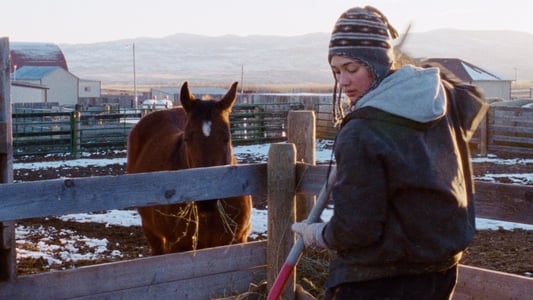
[{"left": 12, "top": 152, "right": 533, "bottom": 294}]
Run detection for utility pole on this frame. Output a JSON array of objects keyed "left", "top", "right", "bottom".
[
  {"left": 133, "top": 42, "right": 137, "bottom": 109},
  {"left": 240, "top": 64, "right": 244, "bottom": 95}
]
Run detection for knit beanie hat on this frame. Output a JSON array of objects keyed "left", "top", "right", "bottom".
[
  {"left": 329, "top": 6, "right": 399, "bottom": 83},
  {"left": 329, "top": 6, "right": 399, "bottom": 126}
]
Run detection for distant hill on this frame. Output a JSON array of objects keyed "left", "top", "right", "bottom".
[
  {"left": 402, "top": 29, "right": 533, "bottom": 81},
  {"left": 59, "top": 29, "right": 533, "bottom": 87}
]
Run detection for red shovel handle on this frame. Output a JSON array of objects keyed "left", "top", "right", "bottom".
[
  {"left": 267, "top": 167, "right": 336, "bottom": 300},
  {"left": 267, "top": 262, "right": 296, "bottom": 300}
]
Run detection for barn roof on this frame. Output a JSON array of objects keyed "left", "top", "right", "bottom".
[
  {"left": 14, "top": 66, "right": 62, "bottom": 80},
  {"left": 424, "top": 58, "right": 507, "bottom": 82},
  {"left": 10, "top": 42, "right": 68, "bottom": 72},
  {"left": 11, "top": 80, "right": 49, "bottom": 90}
]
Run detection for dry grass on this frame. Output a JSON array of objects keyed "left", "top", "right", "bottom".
[
  {"left": 216, "top": 246, "right": 332, "bottom": 299},
  {"left": 296, "top": 248, "right": 334, "bottom": 298},
  {"left": 152, "top": 200, "right": 244, "bottom": 252}
]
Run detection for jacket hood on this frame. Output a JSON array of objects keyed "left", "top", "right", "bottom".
[{"left": 355, "top": 65, "right": 447, "bottom": 123}]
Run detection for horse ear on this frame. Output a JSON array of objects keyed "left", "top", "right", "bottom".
[
  {"left": 217, "top": 81, "right": 239, "bottom": 111},
  {"left": 180, "top": 81, "right": 196, "bottom": 111}
]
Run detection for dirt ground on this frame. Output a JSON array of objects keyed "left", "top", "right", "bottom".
[{"left": 12, "top": 151, "right": 533, "bottom": 288}]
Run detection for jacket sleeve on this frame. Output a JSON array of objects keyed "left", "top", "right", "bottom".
[{"left": 323, "top": 121, "right": 388, "bottom": 251}]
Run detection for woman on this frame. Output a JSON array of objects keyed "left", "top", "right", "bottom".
[{"left": 291, "top": 6, "right": 488, "bottom": 299}]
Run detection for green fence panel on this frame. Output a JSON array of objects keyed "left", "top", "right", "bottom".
[{"left": 12, "top": 103, "right": 304, "bottom": 157}]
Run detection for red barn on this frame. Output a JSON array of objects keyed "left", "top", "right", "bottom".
[{"left": 10, "top": 42, "right": 68, "bottom": 73}]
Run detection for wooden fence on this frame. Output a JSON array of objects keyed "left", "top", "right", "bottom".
[
  {"left": 313, "top": 101, "right": 533, "bottom": 158},
  {"left": 0, "top": 111, "right": 532, "bottom": 299},
  {"left": 484, "top": 100, "right": 533, "bottom": 157}
]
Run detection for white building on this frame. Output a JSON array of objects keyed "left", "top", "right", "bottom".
[
  {"left": 79, "top": 79, "right": 101, "bottom": 99},
  {"left": 11, "top": 81, "right": 49, "bottom": 104},
  {"left": 13, "top": 66, "right": 79, "bottom": 106}
]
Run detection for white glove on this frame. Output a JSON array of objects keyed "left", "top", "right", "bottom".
[{"left": 291, "top": 222, "right": 328, "bottom": 249}]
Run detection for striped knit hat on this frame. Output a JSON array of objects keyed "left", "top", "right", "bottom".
[
  {"left": 329, "top": 6, "right": 399, "bottom": 125},
  {"left": 329, "top": 6, "right": 399, "bottom": 83}
]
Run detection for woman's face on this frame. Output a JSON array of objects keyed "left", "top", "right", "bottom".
[{"left": 330, "top": 55, "right": 375, "bottom": 103}]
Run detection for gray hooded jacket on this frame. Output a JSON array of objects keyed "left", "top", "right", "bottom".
[{"left": 323, "top": 65, "right": 489, "bottom": 287}]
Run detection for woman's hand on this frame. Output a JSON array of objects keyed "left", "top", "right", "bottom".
[{"left": 291, "top": 222, "right": 328, "bottom": 249}]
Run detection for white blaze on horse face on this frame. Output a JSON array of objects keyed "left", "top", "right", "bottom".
[{"left": 202, "top": 120, "right": 212, "bottom": 137}]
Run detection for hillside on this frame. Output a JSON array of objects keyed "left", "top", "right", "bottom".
[
  {"left": 402, "top": 29, "right": 533, "bottom": 81},
  {"left": 59, "top": 29, "right": 533, "bottom": 87}
]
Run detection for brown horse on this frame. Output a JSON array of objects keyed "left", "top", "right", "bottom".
[{"left": 127, "top": 81, "right": 252, "bottom": 255}]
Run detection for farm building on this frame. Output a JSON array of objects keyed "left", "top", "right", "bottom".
[
  {"left": 79, "top": 78, "right": 101, "bottom": 102},
  {"left": 9, "top": 42, "right": 101, "bottom": 106},
  {"left": 425, "top": 58, "right": 512, "bottom": 100},
  {"left": 10, "top": 42, "right": 68, "bottom": 72},
  {"left": 10, "top": 80, "right": 49, "bottom": 104},
  {"left": 12, "top": 66, "right": 79, "bottom": 106}
]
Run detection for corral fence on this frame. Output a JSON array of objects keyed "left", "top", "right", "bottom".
[
  {"left": 484, "top": 100, "right": 533, "bottom": 157},
  {"left": 1, "top": 111, "right": 533, "bottom": 299},
  {"left": 12, "top": 109, "right": 137, "bottom": 157},
  {"left": 11, "top": 93, "right": 533, "bottom": 159},
  {"left": 11, "top": 102, "right": 304, "bottom": 157},
  {"left": 313, "top": 99, "right": 533, "bottom": 158}
]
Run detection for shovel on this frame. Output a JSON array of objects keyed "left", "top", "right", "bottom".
[{"left": 267, "top": 166, "right": 337, "bottom": 300}]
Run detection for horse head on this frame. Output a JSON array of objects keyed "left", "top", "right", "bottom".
[{"left": 180, "top": 81, "right": 238, "bottom": 168}]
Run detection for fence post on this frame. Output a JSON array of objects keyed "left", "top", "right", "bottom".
[
  {"left": 267, "top": 143, "right": 296, "bottom": 300},
  {"left": 478, "top": 111, "right": 488, "bottom": 156},
  {"left": 287, "top": 110, "right": 316, "bottom": 221},
  {"left": 71, "top": 110, "right": 81, "bottom": 159},
  {"left": 0, "top": 37, "right": 16, "bottom": 282}
]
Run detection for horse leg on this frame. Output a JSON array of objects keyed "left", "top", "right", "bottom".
[
  {"left": 144, "top": 231, "right": 165, "bottom": 255},
  {"left": 227, "top": 195, "right": 253, "bottom": 243},
  {"left": 138, "top": 207, "right": 166, "bottom": 255}
]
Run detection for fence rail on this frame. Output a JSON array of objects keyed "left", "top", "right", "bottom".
[
  {"left": 10, "top": 98, "right": 533, "bottom": 158},
  {"left": 1, "top": 110, "right": 533, "bottom": 299},
  {"left": 314, "top": 101, "right": 533, "bottom": 157},
  {"left": 1, "top": 155, "right": 532, "bottom": 299},
  {"left": 11, "top": 103, "right": 303, "bottom": 157},
  {"left": 487, "top": 103, "right": 533, "bottom": 156}
]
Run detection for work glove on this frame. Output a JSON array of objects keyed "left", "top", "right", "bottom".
[{"left": 291, "top": 222, "right": 328, "bottom": 249}]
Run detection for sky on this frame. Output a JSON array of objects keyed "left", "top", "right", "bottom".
[{"left": 2, "top": 0, "right": 532, "bottom": 44}]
